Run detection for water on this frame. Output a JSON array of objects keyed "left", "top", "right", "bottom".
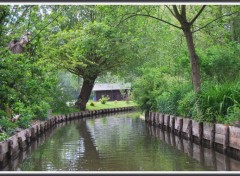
[{"left": 2, "top": 111, "right": 240, "bottom": 171}]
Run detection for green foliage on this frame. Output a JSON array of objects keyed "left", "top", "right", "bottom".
[
  {"left": 99, "top": 95, "right": 110, "bottom": 104},
  {"left": 199, "top": 42, "right": 240, "bottom": 83},
  {"left": 16, "top": 116, "right": 31, "bottom": 129},
  {"left": 0, "top": 117, "right": 17, "bottom": 135},
  {"left": 196, "top": 81, "right": 240, "bottom": 123},
  {"left": 31, "top": 101, "right": 50, "bottom": 120},
  {"left": 0, "top": 5, "right": 239, "bottom": 130},
  {"left": 90, "top": 101, "right": 95, "bottom": 106},
  {"left": 178, "top": 90, "right": 198, "bottom": 118},
  {"left": 0, "top": 132, "right": 9, "bottom": 141},
  {"left": 156, "top": 84, "right": 192, "bottom": 116},
  {"left": 132, "top": 68, "right": 164, "bottom": 112},
  {"left": 133, "top": 67, "right": 191, "bottom": 114}
]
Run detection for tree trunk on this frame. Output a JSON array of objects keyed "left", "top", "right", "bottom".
[
  {"left": 75, "top": 77, "right": 97, "bottom": 111},
  {"left": 183, "top": 27, "right": 201, "bottom": 93}
]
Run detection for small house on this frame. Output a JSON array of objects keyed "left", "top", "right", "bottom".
[{"left": 92, "top": 83, "right": 131, "bottom": 101}]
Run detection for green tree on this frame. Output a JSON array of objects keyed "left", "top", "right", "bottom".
[{"left": 44, "top": 20, "right": 135, "bottom": 110}]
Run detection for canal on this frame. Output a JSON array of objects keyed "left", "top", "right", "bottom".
[{"left": 1, "top": 111, "right": 240, "bottom": 171}]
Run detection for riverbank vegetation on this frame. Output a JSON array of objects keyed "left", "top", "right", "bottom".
[{"left": 0, "top": 5, "right": 240, "bottom": 140}]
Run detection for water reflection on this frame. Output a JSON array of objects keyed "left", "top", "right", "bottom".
[
  {"left": 148, "top": 124, "right": 240, "bottom": 171},
  {"left": 1, "top": 112, "right": 240, "bottom": 171}
]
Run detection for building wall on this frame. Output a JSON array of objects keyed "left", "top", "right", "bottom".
[{"left": 94, "top": 90, "right": 128, "bottom": 101}]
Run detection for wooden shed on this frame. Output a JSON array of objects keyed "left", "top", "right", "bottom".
[{"left": 92, "top": 83, "right": 131, "bottom": 101}]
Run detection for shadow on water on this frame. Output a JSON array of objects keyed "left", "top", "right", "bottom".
[{"left": 1, "top": 111, "right": 240, "bottom": 171}]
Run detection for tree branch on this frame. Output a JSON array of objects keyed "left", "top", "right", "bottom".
[
  {"left": 28, "top": 13, "right": 61, "bottom": 43},
  {"left": 189, "top": 5, "right": 206, "bottom": 26},
  {"left": 172, "top": 5, "right": 182, "bottom": 22},
  {"left": 181, "top": 5, "right": 186, "bottom": 19},
  {"left": 192, "top": 11, "right": 240, "bottom": 33},
  {"left": 118, "top": 13, "right": 182, "bottom": 30},
  {"left": 165, "top": 5, "right": 176, "bottom": 18},
  {"left": 173, "top": 5, "right": 186, "bottom": 25}
]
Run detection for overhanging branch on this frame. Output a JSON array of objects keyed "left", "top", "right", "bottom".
[
  {"left": 192, "top": 11, "right": 240, "bottom": 33},
  {"left": 118, "top": 13, "right": 182, "bottom": 30},
  {"left": 189, "top": 5, "right": 206, "bottom": 26},
  {"left": 165, "top": 5, "right": 176, "bottom": 18}
]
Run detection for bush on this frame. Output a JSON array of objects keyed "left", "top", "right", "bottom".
[
  {"left": 0, "top": 132, "right": 9, "bottom": 142},
  {"left": 199, "top": 42, "right": 240, "bottom": 83},
  {"left": 16, "top": 116, "right": 31, "bottom": 129},
  {"left": 99, "top": 95, "right": 110, "bottom": 104},
  {"left": 157, "top": 84, "right": 192, "bottom": 116},
  {"left": 178, "top": 90, "right": 198, "bottom": 118},
  {"left": 90, "top": 101, "right": 95, "bottom": 106},
  {"left": 132, "top": 68, "right": 165, "bottom": 112},
  {"left": 0, "top": 117, "right": 17, "bottom": 135},
  {"left": 196, "top": 81, "right": 240, "bottom": 123}
]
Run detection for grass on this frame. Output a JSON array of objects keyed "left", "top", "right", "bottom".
[
  {"left": 52, "top": 101, "right": 138, "bottom": 115},
  {"left": 86, "top": 100, "right": 138, "bottom": 111}
]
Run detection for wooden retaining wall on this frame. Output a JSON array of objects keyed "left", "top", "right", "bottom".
[
  {"left": 147, "top": 124, "right": 240, "bottom": 171},
  {"left": 146, "top": 111, "right": 240, "bottom": 159},
  {"left": 0, "top": 106, "right": 136, "bottom": 167}
]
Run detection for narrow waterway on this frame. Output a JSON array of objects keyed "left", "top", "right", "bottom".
[{"left": 1, "top": 111, "right": 240, "bottom": 171}]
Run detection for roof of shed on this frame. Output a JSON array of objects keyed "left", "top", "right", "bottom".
[{"left": 92, "top": 83, "right": 131, "bottom": 91}]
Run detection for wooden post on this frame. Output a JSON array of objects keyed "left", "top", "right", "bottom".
[
  {"left": 192, "top": 120, "right": 203, "bottom": 145},
  {"left": 203, "top": 122, "right": 215, "bottom": 148},
  {"left": 170, "top": 115, "right": 175, "bottom": 133},
  {"left": 149, "top": 112, "right": 153, "bottom": 124},
  {"left": 182, "top": 118, "right": 192, "bottom": 141},
  {"left": 25, "top": 130, "right": 31, "bottom": 146},
  {"left": 223, "top": 126, "right": 229, "bottom": 154},
  {"left": 30, "top": 125, "right": 37, "bottom": 140},
  {"left": 174, "top": 117, "right": 183, "bottom": 137},
  {"left": 145, "top": 111, "right": 149, "bottom": 123},
  {"left": 40, "top": 123, "right": 44, "bottom": 134},
  {"left": 164, "top": 114, "right": 170, "bottom": 131},
  {"left": 210, "top": 124, "right": 215, "bottom": 148},
  {"left": 159, "top": 113, "right": 164, "bottom": 129},
  {"left": 155, "top": 112, "right": 159, "bottom": 126}
]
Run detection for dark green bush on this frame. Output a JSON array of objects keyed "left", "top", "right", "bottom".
[{"left": 90, "top": 101, "right": 95, "bottom": 106}]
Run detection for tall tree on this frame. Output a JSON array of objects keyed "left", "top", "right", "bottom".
[
  {"left": 44, "top": 21, "right": 135, "bottom": 110},
  {"left": 120, "top": 5, "right": 239, "bottom": 92}
]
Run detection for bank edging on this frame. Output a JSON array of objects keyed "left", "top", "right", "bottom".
[
  {"left": 0, "top": 106, "right": 136, "bottom": 166},
  {"left": 145, "top": 111, "right": 240, "bottom": 159}
]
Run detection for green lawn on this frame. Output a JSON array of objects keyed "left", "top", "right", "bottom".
[
  {"left": 53, "top": 101, "right": 138, "bottom": 115},
  {"left": 86, "top": 100, "right": 138, "bottom": 111}
]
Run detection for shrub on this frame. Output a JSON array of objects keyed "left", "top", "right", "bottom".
[
  {"left": 178, "top": 90, "right": 198, "bottom": 118},
  {"left": 132, "top": 68, "right": 165, "bottom": 112},
  {"left": 157, "top": 83, "right": 192, "bottom": 116},
  {"left": 196, "top": 81, "right": 240, "bottom": 123},
  {"left": 0, "top": 117, "right": 17, "bottom": 135},
  {"left": 99, "top": 95, "right": 110, "bottom": 104},
  {"left": 90, "top": 101, "right": 95, "bottom": 106},
  {"left": 16, "top": 116, "right": 31, "bottom": 129},
  {"left": 199, "top": 42, "right": 240, "bottom": 83},
  {"left": 0, "top": 132, "right": 9, "bottom": 142}
]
